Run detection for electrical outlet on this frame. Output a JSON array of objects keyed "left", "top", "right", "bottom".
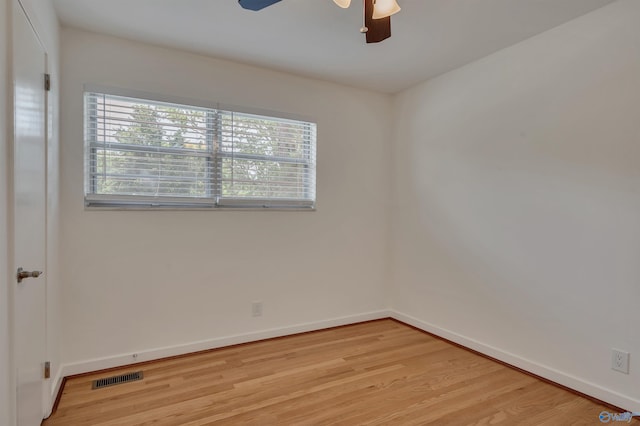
[
  {"left": 612, "top": 349, "right": 630, "bottom": 374},
  {"left": 252, "top": 301, "right": 263, "bottom": 317}
]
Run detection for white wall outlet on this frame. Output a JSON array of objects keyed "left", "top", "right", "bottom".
[
  {"left": 612, "top": 349, "right": 630, "bottom": 374},
  {"left": 252, "top": 301, "right": 263, "bottom": 317}
]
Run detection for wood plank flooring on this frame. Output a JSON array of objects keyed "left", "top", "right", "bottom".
[{"left": 44, "top": 319, "right": 633, "bottom": 425}]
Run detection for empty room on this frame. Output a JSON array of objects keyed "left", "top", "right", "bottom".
[{"left": 1, "top": 0, "right": 639, "bottom": 424}]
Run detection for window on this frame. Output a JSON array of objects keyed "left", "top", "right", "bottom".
[{"left": 84, "top": 91, "right": 317, "bottom": 209}]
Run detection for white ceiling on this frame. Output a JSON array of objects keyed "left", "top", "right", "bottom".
[{"left": 52, "top": 0, "right": 616, "bottom": 93}]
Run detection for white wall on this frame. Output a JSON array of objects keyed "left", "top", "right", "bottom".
[
  {"left": 391, "top": 0, "right": 640, "bottom": 411},
  {"left": 59, "top": 28, "right": 392, "bottom": 368}
]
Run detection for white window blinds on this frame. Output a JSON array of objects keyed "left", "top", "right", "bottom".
[{"left": 84, "top": 92, "right": 316, "bottom": 209}]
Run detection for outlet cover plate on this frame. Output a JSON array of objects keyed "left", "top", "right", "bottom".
[
  {"left": 612, "top": 349, "right": 630, "bottom": 374},
  {"left": 252, "top": 301, "right": 263, "bottom": 317}
]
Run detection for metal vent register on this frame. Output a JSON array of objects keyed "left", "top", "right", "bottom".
[{"left": 92, "top": 371, "right": 143, "bottom": 389}]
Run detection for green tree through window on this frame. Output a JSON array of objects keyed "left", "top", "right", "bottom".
[{"left": 85, "top": 92, "right": 316, "bottom": 209}]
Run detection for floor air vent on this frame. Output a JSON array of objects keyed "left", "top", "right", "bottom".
[{"left": 92, "top": 371, "right": 143, "bottom": 389}]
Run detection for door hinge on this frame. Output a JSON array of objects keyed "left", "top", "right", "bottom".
[
  {"left": 44, "top": 361, "right": 51, "bottom": 379},
  {"left": 44, "top": 73, "right": 51, "bottom": 92}
]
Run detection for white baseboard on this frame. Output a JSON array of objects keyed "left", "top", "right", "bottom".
[
  {"left": 389, "top": 310, "right": 640, "bottom": 413},
  {"left": 59, "top": 310, "right": 391, "bottom": 379}
]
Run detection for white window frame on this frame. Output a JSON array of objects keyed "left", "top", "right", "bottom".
[{"left": 83, "top": 86, "right": 317, "bottom": 210}]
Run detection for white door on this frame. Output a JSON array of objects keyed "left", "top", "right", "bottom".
[{"left": 13, "top": 1, "right": 47, "bottom": 425}]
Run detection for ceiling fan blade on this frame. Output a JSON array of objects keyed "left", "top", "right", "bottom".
[
  {"left": 364, "top": 0, "right": 391, "bottom": 43},
  {"left": 238, "top": 0, "right": 282, "bottom": 11}
]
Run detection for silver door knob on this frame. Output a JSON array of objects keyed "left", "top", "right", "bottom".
[{"left": 17, "top": 267, "right": 43, "bottom": 283}]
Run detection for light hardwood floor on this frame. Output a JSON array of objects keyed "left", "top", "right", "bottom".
[{"left": 44, "top": 319, "right": 633, "bottom": 425}]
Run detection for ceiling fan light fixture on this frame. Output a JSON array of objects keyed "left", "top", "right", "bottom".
[
  {"left": 333, "top": 0, "right": 351, "bottom": 8},
  {"left": 372, "top": 0, "right": 401, "bottom": 19}
]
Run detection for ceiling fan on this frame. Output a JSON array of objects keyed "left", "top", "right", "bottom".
[{"left": 238, "top": 0, "right": 401, "bottom": 44}]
